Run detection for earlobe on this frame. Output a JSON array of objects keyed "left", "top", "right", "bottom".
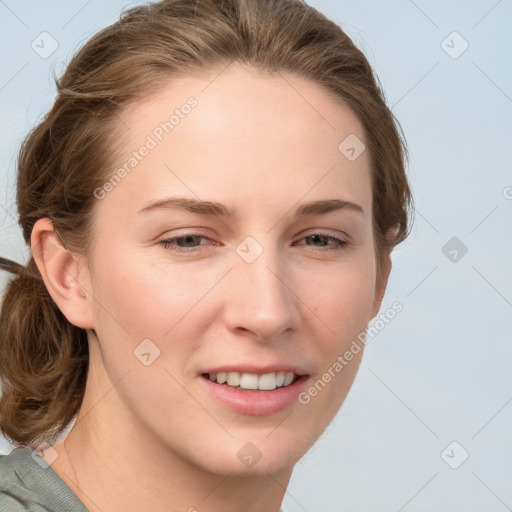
[{"left": 31, "top": 218, "right": 95, "bottom": 330}]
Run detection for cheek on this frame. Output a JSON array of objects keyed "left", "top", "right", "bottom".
[
  {"left": 91, "top": 252, "right": 208, "bottom": 338},
  {"left": 305, "top": 259, "right": 376, "bottom": 343},
  {"left": 298, "top": 258, "right": 375, "bottom": 411},
  {"left": 296, "top": 283, "right": 372, "bottom": 440}
]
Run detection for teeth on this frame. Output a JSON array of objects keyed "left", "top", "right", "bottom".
[
  {"left": 258, "top": 372, "right": 277, "bottom": 391},
  {"left": 239, "top": 373, "right": 259, "bottom": 389},
  {"left": 227, "top": 372, "right": 240, "bottom": 387},
  {"left": 207, "top": 371, "right": 296, "bottom": 390}
]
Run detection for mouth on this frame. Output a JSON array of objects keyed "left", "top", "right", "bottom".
[
  {"left": 199, "top": 368, "right": 309, "bottom": 415},
  {"left": 202, "top": 371, "right": 299, "bottom": 391}
]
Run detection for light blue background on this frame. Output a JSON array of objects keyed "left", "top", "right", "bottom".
[{"left": 1, "top": 1, "right": 511, "bottom": 511}]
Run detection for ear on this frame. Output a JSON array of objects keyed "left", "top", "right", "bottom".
[
  {"left": 370, "top": 251, "right": 392, "bottom": 320},
  {"left": 31, "top": 218, "right": 95, "bottom": 330},
  {"left": 370, "top": 224, "right": 400, "bottom": 320}
]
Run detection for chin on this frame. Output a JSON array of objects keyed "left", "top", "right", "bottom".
[{"left": 191, "top": 431, "right": 315, "bottom": 478}]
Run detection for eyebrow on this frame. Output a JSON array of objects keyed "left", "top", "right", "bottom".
[{"left": 137, "top": 196, "right": 364, "bottom": 217}]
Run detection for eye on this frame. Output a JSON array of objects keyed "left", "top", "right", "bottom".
[
  {"left": 159, "top": 233, "right": 215, "bottom": 253},
  {"left": 159, "top": 232, "right": 349, "bottom": 254},
  {"left": 294, "top": 233, "right": 348, "bottom": 251}
]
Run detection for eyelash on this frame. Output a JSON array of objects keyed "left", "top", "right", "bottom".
[{"left": 159, "top": 232, "right": 348, "bottom": 254}]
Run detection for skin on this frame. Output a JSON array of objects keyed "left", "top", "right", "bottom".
[{"left": 33, "top": 63, "right": 391, "bottom": 512}]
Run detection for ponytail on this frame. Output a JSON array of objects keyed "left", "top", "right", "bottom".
[{"left": 0, "top": 256, "right": 88, "bottom": 447}]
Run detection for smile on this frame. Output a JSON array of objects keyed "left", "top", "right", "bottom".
[{"left": 205, "top": 371, "right": 297, "bottom": 391}]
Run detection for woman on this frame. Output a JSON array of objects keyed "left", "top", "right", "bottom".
[{"left": 0, "top": 0, "right": 412, "bottom": 510}]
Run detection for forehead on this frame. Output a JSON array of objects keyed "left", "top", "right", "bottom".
[{"left": 101, "top": 63, "right": 372, "bottom": 220}]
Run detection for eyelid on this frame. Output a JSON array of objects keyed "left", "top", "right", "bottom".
[
  {"left": 154, "top": 227, "right": 212, "bottom": 242},
  {"left": 157, "top": 227, "right": 349, "bottom": 243},
  {"left": 300, "top": 227, "right": 348, "bottom": 239},
  {"left": 158, "top": 229, "right": 351, "bottom": 256}
]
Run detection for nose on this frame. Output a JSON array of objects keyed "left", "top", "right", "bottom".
[{"left": 223, "top": 244, "right": 299, "bottom": 341}]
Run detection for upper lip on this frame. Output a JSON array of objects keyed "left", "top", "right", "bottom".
[{"left": 201, "top": 364, "right": 309, "bottom": 376}]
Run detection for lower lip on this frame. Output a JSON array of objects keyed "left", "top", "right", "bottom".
[{"left": 199, "top": 375, "right": 309, "bottom": 416}]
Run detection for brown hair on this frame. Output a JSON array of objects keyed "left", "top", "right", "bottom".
[{"left": 0, "top": 0, "right": 413, "bottom": 447}]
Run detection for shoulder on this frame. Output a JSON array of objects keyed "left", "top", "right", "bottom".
[
  {"left": 0, "top": 448, "right": 43, "bottom": 511},
  {"left": 0, "top": 447, "right": 87, "bottom": 511}
]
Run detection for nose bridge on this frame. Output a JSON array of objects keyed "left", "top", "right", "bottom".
[{"left": 226, "top": 234, "right": 297, "bottom": 340}]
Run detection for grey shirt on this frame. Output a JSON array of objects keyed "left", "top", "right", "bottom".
[{"left": 0, "top": 447, "right": 87, "bottom": 511}]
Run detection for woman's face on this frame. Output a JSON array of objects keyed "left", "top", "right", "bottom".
[{"left": 82, "top": 64, "right": 388, "bottom": 476}]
